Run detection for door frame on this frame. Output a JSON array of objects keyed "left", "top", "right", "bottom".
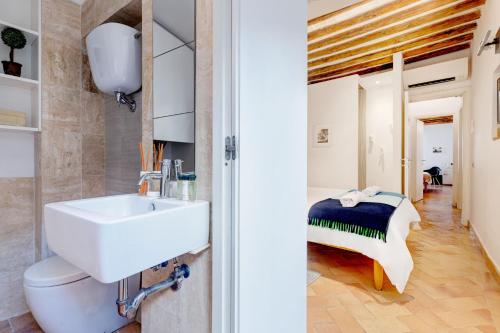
[
  {"left": 212, "top": 0, "right": 235, "bottom": 331},
  {"left": 406, "top": 80, "right": 472, "bottom": 225}
]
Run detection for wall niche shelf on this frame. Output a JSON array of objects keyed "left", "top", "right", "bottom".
[
  {"left": 0, "top": 124, "right": 39, "bottom": 132},
  {"left": 0, "top": 0, "right": 41, "bottom": 132},
  {"left": 0, "top": 73, "right": 39, "bottom": 89},
  {"left": 0, "top": 20, "right": 39, "bottom": 43}
]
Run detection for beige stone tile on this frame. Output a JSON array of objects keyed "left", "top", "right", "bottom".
[
  {"left": 41, "top": 86, "right": 81, "bottom": 123},
  {"left": 42, "top": 0, "right": 81, "bottom": 49},
  {"left": 82, "top": 55, "right": 99, "bottom": 93},
  {"left": 81, "top": 91, "right": 105, "bottom": 135},
  {"left": 82, "top": 134, "right": 105, "bottom": 176},
  {"left": 82, "top": 174, "right": 105, "bottom": 199},
  {"left": 0, "top": 179, "right": 34, "bottom": 319},
  {"left": 40, "top": 120, "right": 82, "bottom": 178},
  {"left": 42, "top": 37, "right": 81, "bottom": 89},
  {"left": 82, "top": 0, "right": 136, "bottom": 37},
  {"left": 142, "top": 250, "right": 211, "bottom": 333}
]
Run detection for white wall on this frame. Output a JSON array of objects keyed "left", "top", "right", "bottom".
[
  {"left": 308, "top": 0, "right": 358, "bottom": 18},
  {"left": 308, "top": 75, "right": 359, "bottom": 189},
  {"left": 423, "top": 124, "right": 453, "bottom": 171},
  {"left": 0, "top": 131, "right": 34, "bottom": 177},
  {"left": 364, "top": 84, "right": 394, "bottom": 190},
  {"left": 470, "top": 0, "right": 500, "bottom": 270}
]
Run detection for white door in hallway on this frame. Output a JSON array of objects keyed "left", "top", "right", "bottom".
[{"left": 415, "top": 120, "right": 424, "bottom": 201}]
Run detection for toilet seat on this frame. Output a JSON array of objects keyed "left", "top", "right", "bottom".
[{"left": 24, "top": 256, "right": 89, "bottom": 287}]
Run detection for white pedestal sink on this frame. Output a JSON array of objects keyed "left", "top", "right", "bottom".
[{"left": 44, "top": 194, "right": 209, "bottom": 283}]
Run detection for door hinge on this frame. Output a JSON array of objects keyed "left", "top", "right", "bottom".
[{"left": 225, "top": 136, "right": 237, "bottom": 161}]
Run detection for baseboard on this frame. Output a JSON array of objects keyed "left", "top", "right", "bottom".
[{"left": 469, "top": 223, "right": 500, "bottom": 284}]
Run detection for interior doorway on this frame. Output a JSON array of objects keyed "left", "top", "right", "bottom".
[{"left": 406, "top": 97, "right": 462, "bottom": 206}]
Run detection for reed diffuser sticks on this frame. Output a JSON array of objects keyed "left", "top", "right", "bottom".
[{"left": 138, "top": 142, "right": 165, "bottom": 194}]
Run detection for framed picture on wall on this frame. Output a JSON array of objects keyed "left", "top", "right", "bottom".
[{"left": 313, "top": 125, "right": 332, "bottom": 147}]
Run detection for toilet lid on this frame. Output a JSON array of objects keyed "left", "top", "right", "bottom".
[{"left": 24, "top": 256, "right": 89, "bottom": 287}]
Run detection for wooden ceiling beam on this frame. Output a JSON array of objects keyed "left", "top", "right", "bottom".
[
  {"left": 309, "top": 0, "right": 419, "bottom": 41},
  {"left": 404, "top": 43, "right": 471, "bottom": 64},
  {"left": 310, "top": 57, "right": 394, "bottom": 82},
  {"left": 308, "top": 0, "right": 485, "bottom": 51},
  {"left": 308, "top": 0, "right": 374, "bottom": 26},
  {"left": 308, "top": 39, "right": 472, "bottom": 83},
  {"left": 309, "top": 10, "right": 480, "bottom": 61},
  {"left": 309, "top": 30, "right": 474, "bottom": 77},
  {"left": 309, "top": 63, "right": 394, "bottom": 85},
  {"left": 309, "top": 22, "right": 476, "bottom": 68}
]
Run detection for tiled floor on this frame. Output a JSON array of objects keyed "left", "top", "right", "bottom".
[
  {"left": 0, "top": 312, "right": 140, "bottom": 333},
  {"left": 0, "top": 313, "right": 42, "bottom": 333},
  {"left": 307, "top": 186, "right": 500, "bottom": 332}
]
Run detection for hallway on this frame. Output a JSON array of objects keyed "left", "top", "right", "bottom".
[{"left": 307, "top": 187, "right": 500, "bottom": 332}]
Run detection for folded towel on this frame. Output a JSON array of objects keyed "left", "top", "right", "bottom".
[
  {"left": 362, "top": 186, "right": 381, "bottom": 197},
  {"left": 339, "top": 191, "right": 367, "bottom": 208}
]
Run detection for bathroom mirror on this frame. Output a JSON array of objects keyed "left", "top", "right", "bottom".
[{"left": 152, "top": 0, "right": 196, "bottom": 171}]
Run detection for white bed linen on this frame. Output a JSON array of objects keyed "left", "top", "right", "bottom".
[{"left": 307, "top": 187, "right": 421, "bottom": 293}]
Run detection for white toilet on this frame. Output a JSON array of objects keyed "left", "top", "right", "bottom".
[{"left": 24, "top": 256, "right": 139, "bottom": 333}]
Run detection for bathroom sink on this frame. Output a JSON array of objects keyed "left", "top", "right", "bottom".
[{"left": 44, "top": 195, "right": 209, "bottom": 283}]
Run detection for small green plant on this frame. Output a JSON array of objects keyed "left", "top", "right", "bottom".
[{"left": 1, "top": 27, "right": 26, "bottom": 63}]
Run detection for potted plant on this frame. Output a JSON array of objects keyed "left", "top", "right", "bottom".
[{"left": 1, "top": 27, "right": 26, "bottom": 77}]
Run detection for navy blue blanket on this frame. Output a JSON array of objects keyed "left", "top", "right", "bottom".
[{"left": 308, "top": 199, "right": 397, "bottom": 242}]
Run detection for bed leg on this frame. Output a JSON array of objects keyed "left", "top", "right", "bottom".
[{"left": 374, "top": 260, "right": 384, "bottom": 291}]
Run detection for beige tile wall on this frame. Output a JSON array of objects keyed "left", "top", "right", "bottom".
[
  {"left": 31, "top": 0, "right": 212, "bottom": 330},
  {"left": 0, "top": 178, "right": 35, "bottom": 320},
  {"left": 140, "top": 0, "right": 213, "bottom": 331},
  {"left": 37, "top": 0, "right": 83, "bottom": 260},
  {"left": 36, "top": 0, "right": 107, "bottom": 259}
]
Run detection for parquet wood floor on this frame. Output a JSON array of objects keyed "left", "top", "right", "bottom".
[{"left": 307, "top": 187, "right": 500, "bottom": 332}]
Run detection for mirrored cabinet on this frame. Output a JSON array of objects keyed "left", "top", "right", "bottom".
[{"left": 152, "top": 0, "right": 195, "bottom": 169}]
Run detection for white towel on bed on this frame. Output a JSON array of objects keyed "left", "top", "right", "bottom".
[
  {"left": 362, "top": 186, "right": 381, "bottom": 197},
  {"left": 339, "top": 190, "right": 367, "bottom": 207}
]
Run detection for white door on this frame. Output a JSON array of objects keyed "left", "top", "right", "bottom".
[
  {"left": 403, "top": 91, "right": 410, "bottom": 197},
  {"left": 235, "top": 0, "right": 308, "bottom": 331},
  {"left": 415, "top": 120, "right": 425, "bottom": 201},
  {"left": 213, "top": 0, "right": 308, "bottom": 332}
]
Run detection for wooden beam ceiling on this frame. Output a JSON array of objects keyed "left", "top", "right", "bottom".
[
  {"left": 309, "top": 22, "right": 476, "bottom": 68},
  {"left": 309, "top": 10, "right": 480, "bottom": 60},
  {"left": 310, "top": 44, "right": 472, "bottom": 84},
  {"left": 309, "top": 32, "right": 474, "bottom": 77},
  {"left": 309, "top": 38, "right": 472, "bottom": 83},
  {"left": 307, "top": 0, "right": 485, "bottom": 84},
  {"left": 308, "top": 0, "right": 417, "bottom": 41}
]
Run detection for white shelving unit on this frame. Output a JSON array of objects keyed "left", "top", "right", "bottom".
[{"left": 0, "top": 0, "right": 41, "bottom": 132}]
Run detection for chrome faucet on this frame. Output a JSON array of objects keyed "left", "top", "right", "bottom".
[{"left": 137, "top": 159, "right": 171, "bottom": 198}]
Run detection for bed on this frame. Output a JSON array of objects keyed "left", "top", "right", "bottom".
[{"left": 307, "top": 187, "right": 421, "bottom": 293}]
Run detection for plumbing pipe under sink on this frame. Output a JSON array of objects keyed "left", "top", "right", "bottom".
[{"left": 116, "top": 263, "right": 190, "bottom": 319}]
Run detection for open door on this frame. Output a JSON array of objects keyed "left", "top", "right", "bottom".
[
  {"left": 403, "top": 91, "right": 410, "bottom": 197},
  {"left": 213, "top": 0, "right": 308, "bottom": 332},
  {"left": 414, "top": 120, "right": 424, "bottom": 202}
]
